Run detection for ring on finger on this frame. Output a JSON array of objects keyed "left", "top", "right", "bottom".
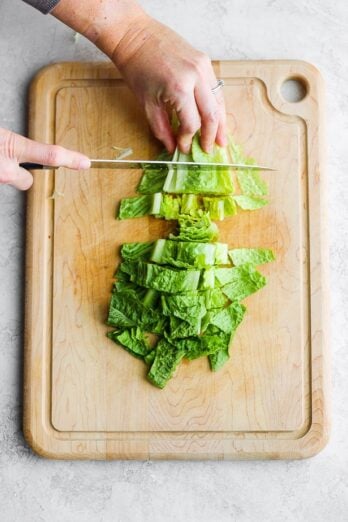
[{"left": 211, "top": 79, "right": 224, "bottom": 95}]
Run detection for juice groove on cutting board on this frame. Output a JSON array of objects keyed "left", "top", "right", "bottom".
[{"left": 23, "top": 61, "right": 329, "bottom": 459}]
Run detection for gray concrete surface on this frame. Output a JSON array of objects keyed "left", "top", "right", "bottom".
[{"left": 0, "top": 0, "right": 347, "bottom": 520}]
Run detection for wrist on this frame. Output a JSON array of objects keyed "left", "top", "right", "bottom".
[{"left": 52, "top": 0, "right": 147, "bottom": 58}]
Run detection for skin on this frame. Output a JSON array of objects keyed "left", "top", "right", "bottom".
[
  {"left": 0, "top": 0, "right": 227, "bottom": 190},
  {"left": 0, "top": 128, "right": 90, "bottom": 190}
]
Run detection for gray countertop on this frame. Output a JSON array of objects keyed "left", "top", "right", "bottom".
[{"left": 0, "top": 0, "right": 347, "bottom": 520}]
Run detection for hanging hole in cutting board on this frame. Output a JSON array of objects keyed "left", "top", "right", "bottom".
[{"left": 280, "top": 77, "right": 308, "bottom": 103}]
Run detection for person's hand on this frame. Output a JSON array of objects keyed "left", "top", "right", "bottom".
[
  {"left": 113, "top": 17, "right": 227, "bottom": 154},
  {"left": 0, "top": 128, "right": 91, "bottom": 190},
  {"left": 52, "top": 0, "right": 227, "bottom": 154}
]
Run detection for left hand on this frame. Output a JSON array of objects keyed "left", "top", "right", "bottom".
[{"left": 0, "top": 127, "right": 91, "bottom": 190}]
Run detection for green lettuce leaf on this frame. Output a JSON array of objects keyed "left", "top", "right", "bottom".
[
  {"left": 158, "top": 194, "right": 181, "bottom": 220},
  {"left": 202, "top": 197, "right": 225, "bottom": 220},
  {"left": 161, "top": 293, "right": 206, "bottom": 327},
  {"left": 107, "top": 291, "right": 165, "bottom": 333},
  {"left": 170, "top": 213, "right": 219, "bottom": 242},
  {"left": 142, "top": 289, "right": 160, "bottom": 308},
  {"left": 223, "top": 196, "right": 238, "bottom": 217},
  {"left": 164, "top": 168, "right": 234, "bottom": 195},
  {"left": 229, "top": 248, "right": 275, "bottom": 266},
  {"left": 207, "top": 301, "right": 246, "bottom": 371},
  {"left": 151, "top": 239, "right": 220, "bottom": 269},
  {"left": 107, "top": 327, "right": 150, "bottom": 359},
  {"left": 144, "top": 349, "right": 156, "bottom": 365},
  {"left": 147, "top": 338, "right": 185, "bottom": 388},
  {"left": 181, "top": 194, "right": 200, "bottom": 214},
  {"left": 177, "top": 334, "right": 228, "bottom": 360},
  {"left": 164, "top": 142, "right": 234, "bottom": 195},
  {"left": 204, "top": 288, "right": 228, "bottom": 309},
  {"left": 137, "top": 150, "right": 171, "bottom": 194},
  {"left": 209, "top": 302, "right": 246, "bottom": 334},
  {"left": 214, "top": 243, "right": 229, "bottom": 265},
  {"left": 168, "top": 315, "right": 201, "bottom": 338},
  {"left": 215, "top": 264, "right": 266, "bottom": 301},
  {"left": 123, "top": 260, "right": 201, "bottom": 293},
  {"left": 118, "top": 195, "right": 152, "bottom": 219},
  {"left": 121, "top": 241, "right": 154, "bottom": 261},
  {"left": 236, "top": 164, "right": 268, "bottom": 197},
  {"left": 229, "top": 137, "right": 268, "bottom": 198},
  {"left": 233, "top": 195, "right": 268, "bottom": 210},
  {"left": 209, "top": 347, "right": 230, "bottom": 372},
  {"left": 200, "top": 268, "right": 215, "bottom": 289}
]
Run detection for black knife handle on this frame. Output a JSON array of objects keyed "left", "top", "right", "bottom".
[{"left": 20, "top": 162, "right": 45, "bottom": 170}]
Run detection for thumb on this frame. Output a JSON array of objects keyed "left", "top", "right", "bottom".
[
  {"left": 0, "top": 161, "right": 33, "bottom": 191},
  {"left": 13, "top": 133, "right": 91, "bottom": 170}
]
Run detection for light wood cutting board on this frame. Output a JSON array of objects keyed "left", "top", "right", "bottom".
[{"left": 24, "top": 61, "right": 329, "bottom": 460}]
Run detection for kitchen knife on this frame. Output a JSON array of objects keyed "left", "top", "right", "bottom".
[{"left": 20, "top": 159, "right": 276, "bottom": 171}]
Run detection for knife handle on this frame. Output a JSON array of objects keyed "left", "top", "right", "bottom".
[{"left": 20, "top": 162, "right": 45, "bottom": 170}]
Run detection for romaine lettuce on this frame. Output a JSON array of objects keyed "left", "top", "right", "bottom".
[
  {"left": 118, "top": 195, "right": 152, "bottom": 219},
  {"left": 229, "top": 248, "right": 275, "bottom": 266},
  {"left": 147, "top": 338, "right": 186, "bottom": 388},
  {"left": 233, "top": 195, "right": 268, "bottom": 210},
  {"left": 107, "top": 327, "right": 150, "bottom": 359}
]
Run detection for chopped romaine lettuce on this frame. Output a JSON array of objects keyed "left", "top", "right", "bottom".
[
  {"left": 118, "top": 195, "right": 152, "bottom": 219},
  {"left": 137, "top": 151, "right": 170, "bottom": 194},
  {"left": 237, "top": 168, "right": 268, "bottom": 197},
  {"left": 168, "top": 315, "right": 201, "bottom": 338},
  {"left": 123, "top": 260, "right": 201, "bottom": 293},
  {"left": 209, "top": 346, "right": 230, "bottom": 372},
  {"left": 216, "top": 264, "right": 267, "bottom": 301},
  {"left": 121, "top": 241, "right": 154, "bottom": 261},
  {"left": 229, "top": 248, "right": 275, "bottom": 266},
  {"left": 107, "top": 291, "right": 165, "bottom": 333},
  {"left": 151, "top": 239, "right": 223, "bottom": 269},
  {"left": 147, "top": 338, "right": 185, "bottom": 388},
  {"left": 108, "top": 131, "right": 274, "bottom": 387},
  {"left": 107, "top": 327, "right": 150, "bottom": 359},
  {"left": 163, "top": 143, "right": 234, "bottom": 195},
  {"left": 177, "top": 334, "right": 228, "bottom": 360},
  {"left": 204, "top": 288, "right": 228, "bottom": 309},
  {"left": 233, "top": 195, "right": 268, "bottom": 210},
  {"left": 209, "top": 302, "right": 246, "bottom": 334},
  {"left": 170, "top": 213, "right": 219, "bottom": 242},
  {"left": 214, "top": 243, "right": 229, "bottom": 265},
  {"left": 161, "top": 293, "right": 206, "bottom": 328}
]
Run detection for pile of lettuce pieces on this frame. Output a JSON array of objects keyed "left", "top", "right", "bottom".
[{"left": 107, "top": 133, "right": 275, "bottom": 388}]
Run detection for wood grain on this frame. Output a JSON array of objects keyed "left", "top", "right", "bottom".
[{"left": 23, "top": 61, "right": 329, "bottom": 459}]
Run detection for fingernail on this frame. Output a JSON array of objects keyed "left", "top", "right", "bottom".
[
  {"left": 79, "top": 158, "right": 91, "bottom": 169},
  {"left": 181, "top": 143, "right": 190, "bottom": 154}
]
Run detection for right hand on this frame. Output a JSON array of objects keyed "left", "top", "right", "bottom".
[
  {"left": 51, "top": 0, "right": 227, "bottom": 154},
  {"left": 0, "top": 127, "right": 91, "bottom": 190},
  {"left": 113, "top": 16, "right": 227, "bottom": 154}
]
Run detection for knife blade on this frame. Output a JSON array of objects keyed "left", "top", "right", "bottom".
[{"left": 20, "top": 159, "right": 276, "bottom": 171}]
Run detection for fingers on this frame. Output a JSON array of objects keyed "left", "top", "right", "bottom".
[
  {"left": 195, "top": 64, "right": 227, "bottom": 152},
  {"left": 176, "top": 94, "right": 201, "bottom": 154},
  {"left": 145, "top": 103, "right": 176, "bottom": 153},
  {"left": 11, "top": 132, "right": 91, "bottom": 170},
  {"left": 214, "top": 92, "right": 228, "bottom": 148},
  {"left": 194, "top": 83, "right": 219, "bottom": 153},
  {"left": 170, "top": 69, "right": 227, "bottom": 154},
  {"left": 0, "top": 160, "right": 33, "bottom": 191}
]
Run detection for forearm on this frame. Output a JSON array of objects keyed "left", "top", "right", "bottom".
[
  {"left": 22, "top": 0, "right": 60, "bottom": 14},
  {"left": 51, "top": 0, "right": 148, "bottom": 59}
]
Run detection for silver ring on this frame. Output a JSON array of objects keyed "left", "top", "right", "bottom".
[{"left": 211, "top": 79, "right": 224, "bottom": 94}]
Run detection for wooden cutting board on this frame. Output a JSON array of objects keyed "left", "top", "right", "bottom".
[{"left": 24, "top": 61, "right": 329, "bottom": 460}]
